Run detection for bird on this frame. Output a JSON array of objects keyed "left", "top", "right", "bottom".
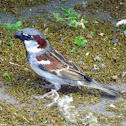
[{"left": 14, "top": 28, "right": 119, "bottom": 97}]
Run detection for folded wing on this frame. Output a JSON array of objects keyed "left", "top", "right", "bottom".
[{"left": 36, "top": 47, "right": 91, "bottom": 81}]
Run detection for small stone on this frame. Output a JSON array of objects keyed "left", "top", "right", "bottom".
[
  {"left": 78, "top": 61, "right": 85, "bottom": 65},
  {"left": 29, "top": 110, "right": 35, "bottom": 116},
  {"left": 109, "top": 104, "right": 116, "bottom": 108},
  {"left": 24, "top": 68, "right": 29, "bottom": 71},
  {"left": 93, "top": 64, "right": 99, "bottom": 70},
  {"left": 86, "top": 52, "right": 89, "bottom": 56},
  {"left": 81, "top": 66, "right": 87, "bottom": 70},
  {"left": 0, "top": 40, "right": 2, "bottom": 46},
  {"left": 112, "top": 75, "right": 118, "bottom": 80},
  {"left": 111, "top": 39, "right": 119, "bottom": 43},
  {"left": 100, "top": 63, "right": 106, "bottom": 68},
  {"left": 122, "top": 72, "right": 126, "bottom": 78},
  {"left": 43, "top": 28, "right": 48, "bottom": 35},
  {"left": 60, "top": 37, "right": 64, "bottom": 41},
  {"left": 0, "top": 106, "right": 2, "bottom": 111},
  {"left": 86, "top": 34, "right": 92, "bottom": 39},
  {"left": 94, "top": 56, "right": 101, "bottom": 61},
  {"left": 99, "top": 33, "right": 104, "bottom": 36}
]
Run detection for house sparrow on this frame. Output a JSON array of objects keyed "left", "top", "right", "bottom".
[{"left": 14, "top": 28, "right": 119, "bottom": 97}]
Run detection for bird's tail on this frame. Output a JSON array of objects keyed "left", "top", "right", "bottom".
[
  {"left": 79, "top": 79, "right": 119, "bottom": 97},
  {"left": 92, "top": 80, "right": 119, "bottom": 96}
]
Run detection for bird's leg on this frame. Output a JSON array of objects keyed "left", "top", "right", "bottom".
[
  {"left": 46, "top": 89, "right": 60, "bottom": 107},
  {"left": 33, "top": 83, "right": 61, "bottom": 100},
  {"left": 34, "top": 89, "right": 59, "bottom": 100}
]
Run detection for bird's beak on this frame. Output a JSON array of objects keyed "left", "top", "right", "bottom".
[{"left": 14, "top": 31, "right": 22, "bottom": 39}]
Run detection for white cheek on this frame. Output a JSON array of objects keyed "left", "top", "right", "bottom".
[
  {"left": 24, "top": 40, "right": 42, "bottom": 53},
  {"left": 38, "top": 60, "right": 51, "bottom": 65},
  {"left": 28, "top": 46, "right": 42, "bottom": 53}
]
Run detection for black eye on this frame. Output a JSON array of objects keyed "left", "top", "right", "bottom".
[
  {"left": 27, "top": 34, "right": 31, "bottom": 39},
  {"left": 21, "top": 32, "right": 33, "bottom": 40}
]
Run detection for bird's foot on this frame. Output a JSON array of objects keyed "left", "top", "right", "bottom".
[{"left": 34, "top": 89, "right": 59, "bottom": 100}]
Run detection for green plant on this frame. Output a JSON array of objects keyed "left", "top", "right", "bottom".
[
  {"left": 0, "top": 21, "right": 2, "bottom": 28},
  {"left": 54, "top": 7, "right": 89, "bottom": 50},
  {"left": 74, "top": 36, "right": 87, "bottom": 47},
  {"left": 6, "top": 21, "right": 22, "bottom": 32},
  {"left": 119, "top": 24, "right": 126, "bottom": 31},
  {"left": 53, "top": 8, "right": 88, "bottom": 29},
  {"left": 8, "top": 41, "right": 13, "bottom": 46},
  {"left": 3, "top": 72, "right": 11, "bottom": 82},
  {"left": 90, "top": 31, "right": 94, "bottom": 36}
]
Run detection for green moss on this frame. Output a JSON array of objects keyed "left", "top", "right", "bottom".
[
  {"left": 0, "top": 5, "right": 126, "bottom": 125},
  {"left": 74, "top": 0, "right": 126, "bottom": 19},
  {"left": 0, "top": 0, "right": 50, "bottom": 15},
  {"left": 71, "top": 89, "right": 100, "bottom": 106},
  {"left": 98, "top": 115, "right": 123, "bottom": 126},
  {"left": 1, "top": 16, "right": 126, "bottom": 91},
  {"left": 0, "top": 99, "right": 66, "bottom": 125},
  {"left": 106, "top": 101, "right": 125, "bottom": 115},
  {"left": 121, "top": 92, "right": 126, "bottom": 99}
]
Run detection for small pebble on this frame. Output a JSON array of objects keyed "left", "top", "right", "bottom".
[
  {"left": 43, "top": 28, "right": 48, "bottom": 35},
  {"left": 109, "top": 104, "right": 116, "bottom": 108},
  {"left": 29, "top": 110, "right": 35, "bottom": 116},
  {"left": 111, "top": 39, "right": 119, "bottom": 43},
  {"left": 78, "top": 61, "right": 85, "bottom": 65},
  {"left": 112, "top": 75, "right": 118, "bottom": 80},
  {"left": 24, "top": 68, "right": 29, "bottom": 71},
  {"left": 99, "top": 33, "right": 104, "bottom": 36},
  {"left": 93, "top": 64, "right": 99, "bottom": 70},
  {"left": 0, "top": 40, "right": 2, "bottom": 46},
  {"left": 86, "top": 52, "right": 89, "bottom": 56},
  {"left": 122, "top": 72, "right": 126, "bottom": 78},
  {"left": 0, "top": 106, "right": 2, "bottom": 111},
  {"left": 100, "top": 63, "right": 106, "bottom": 68},
  {"left": 60, "top": 37, "right": 64, "bottom": 41},
  {"left": 86, "top": 34, "right": 92, "bottom": 39},
  {"left": 94, "top": 56, "right": 101, "bottom": 61}
]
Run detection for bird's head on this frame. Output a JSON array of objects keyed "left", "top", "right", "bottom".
[{"left": 14, "top": 28, "right": 49, "bottom": 53}]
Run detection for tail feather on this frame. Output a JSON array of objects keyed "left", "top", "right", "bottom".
[
  {"left": 91, "top": 80, "right": 119, "bottom": 97},
  {"left": 78, "top": 79, "right": 119, "bottom": 97}
]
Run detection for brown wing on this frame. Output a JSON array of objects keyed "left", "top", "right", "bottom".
[{"left": 36, "top": 47, "right": 86, "bottom": 80}]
